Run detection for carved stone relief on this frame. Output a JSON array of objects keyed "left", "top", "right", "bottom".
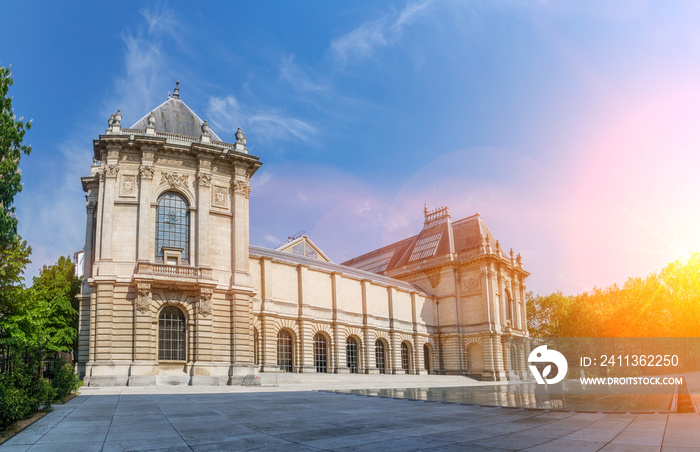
[
  {"left": 426, "top": 268, "right": 441, "bottom": 288},
  {"left": 120, "top": 175, "right": 136, "bottom": 197},
  {"left": 212, "top": 186, "right": 228, "bottom": 208},
  {"left": 232, "top": 179, "right": 252, "bottom": 199},
  {"left": 160, "top": 172, "right": 189, "bottom": 189},
  {"left": 104, "top": 164, "right": 119, "bottom": 178},
  {"left": 139, "top": 165, "right": 155, "bottom": 179},
  {"left": 460, "top": 277, "right": 480, "bottom": 293},
  {"left": 197, "top": 173, "right": 212, "bottom": 187},
  {"left": 197, "top": 289, "right": 214, "bottom": 317},
  {"left": 135, "top": 284, "right": 151, "bottom": 314}
]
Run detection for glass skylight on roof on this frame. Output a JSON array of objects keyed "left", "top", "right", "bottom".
[
  {"left": 355, "top": 251, "right": 394, "bottom": 273},
  {"left": 409, "top": 232, "right": 443, "bottom": 262}
]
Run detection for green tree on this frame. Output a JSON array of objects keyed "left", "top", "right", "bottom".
[
  {"left": 0, "top": 65, "right": 32, "bottom": 245},
  {"left": 2, "top": 257, "right": 79, "bottom": 353}
]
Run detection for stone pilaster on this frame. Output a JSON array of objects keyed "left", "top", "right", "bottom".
[
  {"left": 231, "top": 172, "right": 252, "bottom": 287},
  {"left": 99, "top": 145, "right": 120, "bottom": 266},
  {"left": 196, "top": 155, "right": 212, "bottom": 267},
  {"left": 137, "top": 147, "right": 155, "bottom": 261},
  {"left": 388, "top": 287, "right": 399, "bottom": 374}
]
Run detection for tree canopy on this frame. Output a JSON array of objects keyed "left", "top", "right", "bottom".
[
  {"left": 0, "top": 65, "right": 32, "bottom": 245},
  {"left": 527, "top": 252, "right": 700, "bottom": 337}
]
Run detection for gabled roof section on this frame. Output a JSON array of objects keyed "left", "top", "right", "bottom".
[
  {"left": 250, "top": 246, "right": 423, "bottom": 293},
  {"left": 277, "top": 235, "right": 332, "bottom": 263},
  {"left": 130, "top": 82, "right": 222, "bottom": 141}
]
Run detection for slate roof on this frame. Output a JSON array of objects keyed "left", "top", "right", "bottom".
[
  {"left": 341, "top": 211, "right": 504, "bottom": 275},
  {"left": 130, "top": 84, "right": 222, "bottom": 141}
]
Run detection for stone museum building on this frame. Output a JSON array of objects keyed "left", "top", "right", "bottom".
[{"left": 78, "top": 84, "right": 530, "bottom": 386}]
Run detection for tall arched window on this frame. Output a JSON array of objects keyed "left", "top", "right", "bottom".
[
  {"left": 156, "top": 192, "right": 190, "bottom": 265},
  {"left": 401, "top": 342, "right": 410, "bottom": 372},
  {"left": 346, "top": 337, "right": 359, "bottom": 374},
  {"left": 158, "top": 306, "right": 186, "bottom": 361},
  {"left": 277, "top": 330, "right": 293, "bottom": 372},
  {"left": 375, "top": 340, "right": 386, "bottom": 374},
  {"left": 313, "top": 333, "right": 328, "bottom": 373}
]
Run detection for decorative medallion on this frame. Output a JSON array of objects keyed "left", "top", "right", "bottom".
[
  {"left": 460, "top": 277, "right": 480, "bottom": 293},
  {"left": 120, "top": 175, "right": 136, "bottom": 197},
  {"left": 212, "top": 186, "right": 228, "bottom": 207}
]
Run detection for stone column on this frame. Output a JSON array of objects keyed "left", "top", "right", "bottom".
[
  {"left": 361, "top": 280, "right": 372, "bottom": 374},
  {"left": 388, "top": 287, "right": 399, "bottom": 374},
  {"left": 137, "top": 147, "right": 155, "bottom": 261},
  {"left": 331, "top": 273, "right": 343, "bottom": 373}
]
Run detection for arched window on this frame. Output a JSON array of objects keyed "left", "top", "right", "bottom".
[
  {"left": 158, "top": 306, "right": 186, "bottom": 361},
  {"left": 277, "top": 330, "right": 293, "bottom": 372},
  {"left": 401, "top": 342, "right": 410, "bottom": 372},
  {"left": 156, "top": 192, "right": 190, "bottom": 265},
  {"left": 346, "top": 337, "right": 359, "bottom": 374},
  {"left": 423, "top": 344, "right": 432, "bottom": 373},
  {"left": 375, "top": 340, "right": 386, "bottom": 374}
]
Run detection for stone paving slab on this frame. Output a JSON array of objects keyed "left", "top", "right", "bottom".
[{"left": 3, "top": 374, "right": 700, "bottom": 451}]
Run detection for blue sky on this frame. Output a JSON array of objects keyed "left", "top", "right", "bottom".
[{"left": 3, "top": 1, "right": 700, "bottom": 296}]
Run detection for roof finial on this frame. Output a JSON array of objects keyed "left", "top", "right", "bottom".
[
  {"left": 235, "top": 127, "right": 246, "bottom": 145},
  {"left": 172, "top": 81, "right": 180, "bottom": 99}
]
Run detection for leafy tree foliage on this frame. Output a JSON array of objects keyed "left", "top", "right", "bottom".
[
  {"left": 0, "top": 66, "right": 32, "bottom": 245},
  {"left": 528, "top": 252, "right": 700, "bottom": 337}
]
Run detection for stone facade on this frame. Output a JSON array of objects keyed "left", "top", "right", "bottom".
[{"left": 78, "top": 86, "right": 530, "bottom": 386}]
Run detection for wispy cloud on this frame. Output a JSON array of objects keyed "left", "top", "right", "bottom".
[
  {"left": 109, "top": 8, "right": 183, "bottom": 122},
  {"left": 330, "top": 1, "right": 433, "bottom": 63},
  {"left": 207, "top": 95, "right": 317, "bottom": 144}
]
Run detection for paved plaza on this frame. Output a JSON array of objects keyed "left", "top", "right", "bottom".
[{"left": 2, "top": 374, "right": 700, "bottom": 451}]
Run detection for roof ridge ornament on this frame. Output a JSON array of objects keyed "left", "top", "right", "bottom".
[{"left": 172, "top": 81, "right": 180, "bottom": 99}]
